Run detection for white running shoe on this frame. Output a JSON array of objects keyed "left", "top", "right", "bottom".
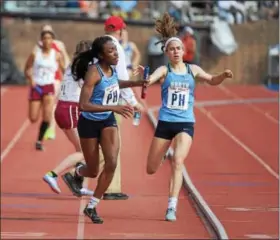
[
  {"left": 80, "top": 188, "right": 94, "bottom": 196},
  {"left": 165, "top": 208, "right": 177, "bottom": 222},
  {"left": 43, "top": 174, "right": 61, "bottom": 194}
]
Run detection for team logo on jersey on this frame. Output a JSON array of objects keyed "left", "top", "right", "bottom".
[
  {"left": 102, "top": 83, "right": 119, "bottom": 106},
  {"left": 167, "top": 81, "right": 190, "bottom": 110}
]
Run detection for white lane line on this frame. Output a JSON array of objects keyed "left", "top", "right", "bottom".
[
  {"left": 198, "top": 107, "right": 279, "bottom": 180},
  {"left": 1, "top": 88, "right": 8, "bottom": 96},
  {"left": 245, "top": 234, "right": 276, "bottom": 239},
  {"left": 76, "top": 178, "right": 88, "bottom": 240},
  {"left": 1, "top": 231, "right": 46, "bottom": 238},
  {"left": 1, "top": 119, "right": 30, "bottom": 163},
  {"left": 218, "top": 85, "right": 279, "bottom": 124},
  {"left": 227, "top": 207, "right": 279, "bottom": 212}
]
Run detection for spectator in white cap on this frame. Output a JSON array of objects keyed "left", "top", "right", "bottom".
[{"left": 184, "top": 26, "right": 194, "bottom": 35}]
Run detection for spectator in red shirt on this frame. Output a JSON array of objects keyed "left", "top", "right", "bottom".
[{"left": 181, "top": 26, "right": 197, "bottom": 64}]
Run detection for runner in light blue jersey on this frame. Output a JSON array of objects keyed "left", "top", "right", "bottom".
[
  {"left": 69, "top": 36, "right": 148, "bottom": 224},
  {"left": 158, "top": 63, "right": 196, "bottom": 123},
  {"left": 134, "top": 13, "right": 233, "bottom": 222},
  {"left": 81, "top": 63, "right": 120, "bottom": 121}
]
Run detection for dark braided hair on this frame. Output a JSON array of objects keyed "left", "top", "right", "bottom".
[
  {"left": 71, "top": 36, "right": 112, "bottom": 81},
  {"left": 154, "top": 12, "right": 179, "bottom": 52}
]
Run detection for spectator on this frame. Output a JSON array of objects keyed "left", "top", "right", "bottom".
[
  {"left": 217, "top": 0, "right": 246, "bottom": 24},
  {"left": 79, "top": 0, "right": 101, "bottom": 18},
  {"left": 168, "top": 1, "right": 190, "bottom": 24},
  {"left": 111, "top": 0, "right": 141, "bottom": 20},
  {"left": 191, "top": 0, "right": 214, "bottom": 11},
  {"left": 188, "top": 0, "right": 215, "bottom": 23},
  {"left": 66, "top": 0, "right": 80, "bottom": 8},
  {"left": 258, "top": 1, "right": 279, "bottom": 20},
  {"left": 244, "top": 1, "right": 259, "bottom": 22},
  {"left": 99, "top": 16, "right": 143, "bottom": 200},
  {"left": 120, "top": 28, "right": 141, "bottom": 78},
  {"left": 181, "top": 27, "right": 197, "bottom": 64}
]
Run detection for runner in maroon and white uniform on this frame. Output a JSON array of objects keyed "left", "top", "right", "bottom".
[
  {"left": 34, "top": 25, "right": 70, "bottom": 140},
  {"left": 24, "top": 30, "right": 64, "bottom": 151},
  {"left": 43, "top": 40, "right": 93, "bottom": 196}
]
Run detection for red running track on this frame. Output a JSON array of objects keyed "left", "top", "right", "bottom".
[
  {"left": 1, "top": 86, "right": 210, "bottom": 239},
  {"left": 141, "top": 84, "right": 279, "bottom": 239}
]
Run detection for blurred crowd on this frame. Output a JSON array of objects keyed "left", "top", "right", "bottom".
[
  {"left": 168, "top": 0, "right": 279, "bottom": 24},
  {"left": 2, "top": 0, "right": 278, "bottom": 84},
  {"left": 3, "top": 0, "right": 279, "bottom": 25}
]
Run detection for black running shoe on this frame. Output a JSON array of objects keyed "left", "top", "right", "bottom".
[
  {"left": 62, "top": 172, "right": 82, "bottom": 197},
  {"left": 83, "top": 207, "right": 103, "bottom": 224},
  {"left": 103, "top": 193, "right": 129, "bottom": 200},
  {"left": 35, "top": 141, "right": 44, "bottom": 151},
  {"left": 74, "top": 162, "right": 85, "bottom": 189}
]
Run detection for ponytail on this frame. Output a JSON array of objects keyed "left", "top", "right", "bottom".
[
  {"left": 154, "top": 12, "right": 179, "bottom": 52},
  {"left": 71, "top": 35, "right": 113, "bottom": 81},
  {"left": 71, "top": 50, "right": 93, "bottom": 81}
]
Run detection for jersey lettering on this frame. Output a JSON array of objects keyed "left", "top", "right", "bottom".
[
  {"left": 102, "top": 83, "right": 119, "bottom": 106},
  {"left": 61, "top": 83, "right": 66, "bottom": 96},
  {"left": 38, "top": 68, "right": 51, "bottom": 83},
  {"left": 167, "top": 86, "right": 189, "bottom": 110},
  {"left": 61, "top": 81, "right": 74, "bottom": 96}
]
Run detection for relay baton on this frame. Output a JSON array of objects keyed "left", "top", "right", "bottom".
[
  {"left": 34, "top": 85, "right": 43, "bottom": 95},
  {"left": 141, "top": 66, "right": 150, "bottom": 99}
]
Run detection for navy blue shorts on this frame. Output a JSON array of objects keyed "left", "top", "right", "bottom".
[
  {"left": 154, "top": 120, "right": 194, "bottom": 140},
  {"left": 78, "top": 113, "right": 117, "bottom": 139}
]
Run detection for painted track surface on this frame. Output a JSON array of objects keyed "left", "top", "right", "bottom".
[
  {"left": 1, "top": 86, "right": 210, "bottom": 239},
  {"left": 1, "top": 87, "right": 83, "bottom": 239},
  {"left": 142, "top": 84, "right": 279, "bottom": 239},
  {"left": 83, "top": 113, "right": 209, "bottom": 239},
  {"left": 1, "top": 87, "right": 29, "bottom": 152}
]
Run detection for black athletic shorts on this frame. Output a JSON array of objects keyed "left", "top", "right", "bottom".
[
  {"left": 154, "top": 120, "right": 194, "bottom": 140},
  {"left": 77, "top": 113, "right": 117, "bottom": 139}
]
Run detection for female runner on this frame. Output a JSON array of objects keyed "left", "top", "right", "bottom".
[
  {"left": 43, "top": 40, "right": 93, "bottom": 197},
  {"left": 135, "top": 12, "right": 233, "bottom": 222},
  {"left": 24, "top": 30, "right": 64, "bottom": 150},
  {"left": 69, "top": 36, "right": 148, "bottom": 223}
]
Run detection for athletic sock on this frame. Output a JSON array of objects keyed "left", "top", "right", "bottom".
[
  {"left": 38, "top": 121, "right": 49, "bottom": 141},
  {"left": 168, "top": 197, "right": 178, "bottom": 210},
  {"left": 87, "top": 197, "right": 100, "bottom": 209},
  {"left": 75, "top": 164, "right": 84, "bottom": 177}
]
